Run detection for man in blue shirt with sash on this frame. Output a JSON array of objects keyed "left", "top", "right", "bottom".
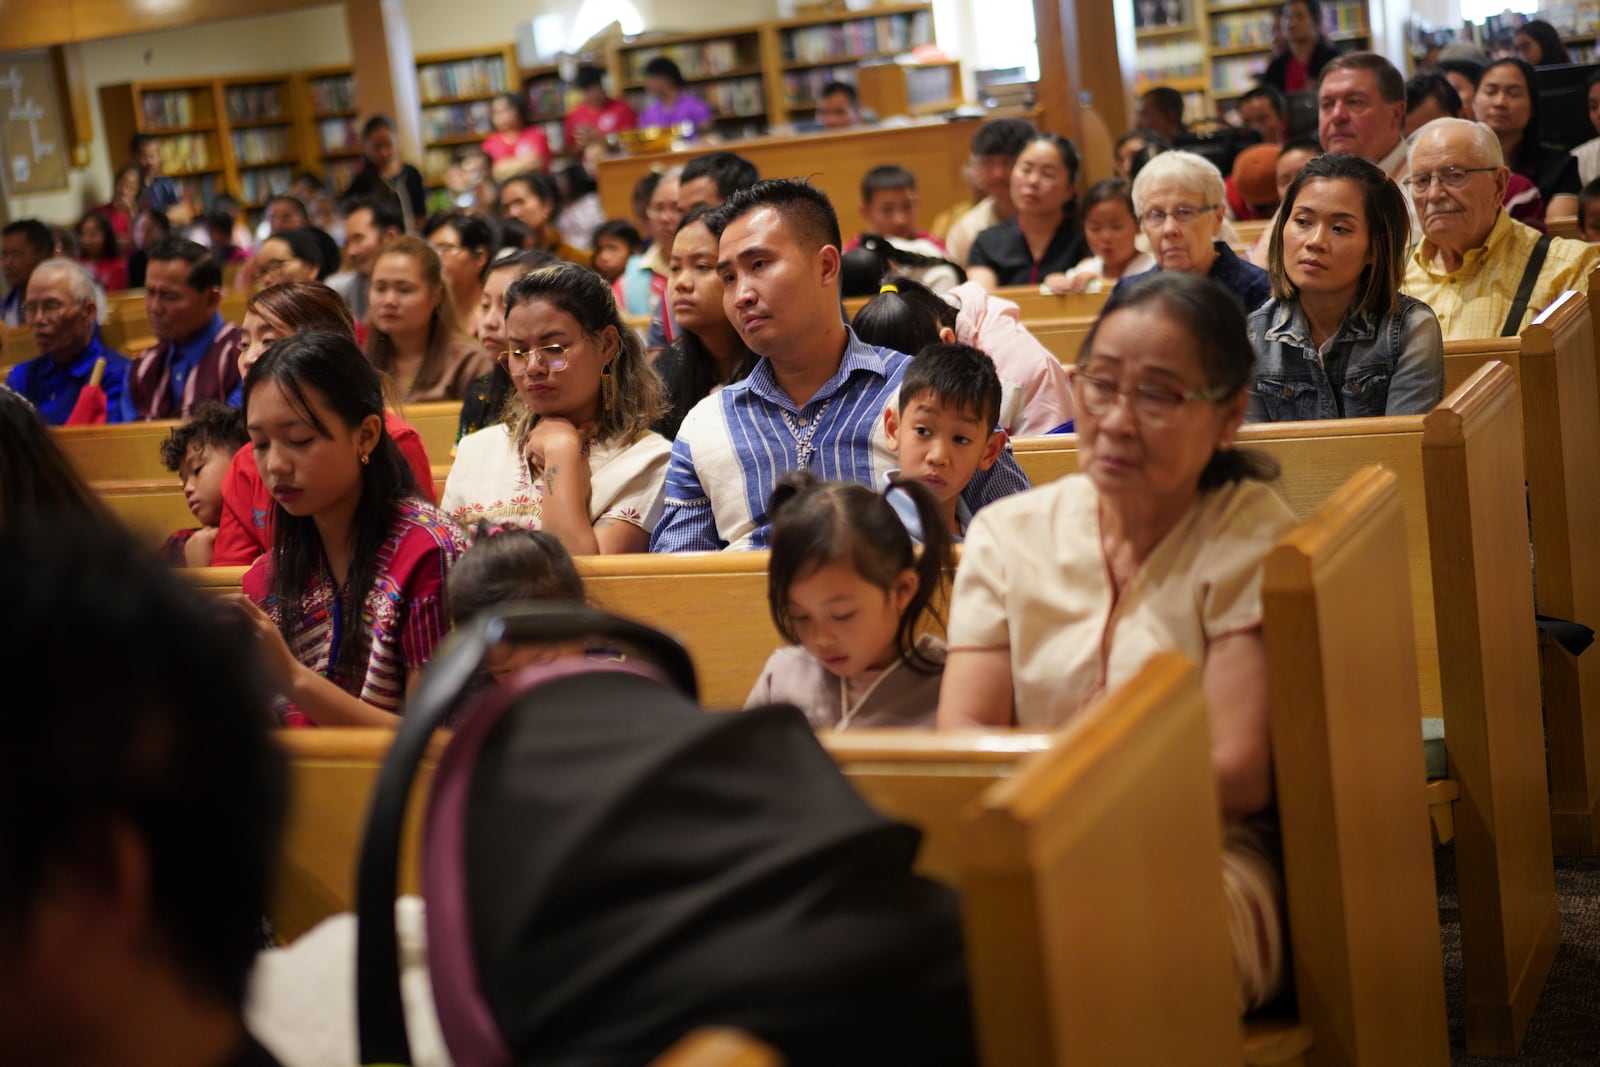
[
  {"left": 651, "top": 178, "right": 1030, "bottom": 552},
  {"left": 5, "top": 259, "right": 129, "bottom": 425}
]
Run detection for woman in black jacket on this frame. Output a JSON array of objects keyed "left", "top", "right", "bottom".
[{"left": 1259, "top": 0, "right": 1341, "bottom": 95}]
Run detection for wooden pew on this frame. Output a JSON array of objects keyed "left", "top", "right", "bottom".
[
  {"left": 3, "top": 324, "right": 35, "bottom": 365},
  {"left": 1261, "top": 465, "right": 1450, "bottom": 1066},
  {"left": 842, "top": 285, "right": 1109, "bottom": 322}
]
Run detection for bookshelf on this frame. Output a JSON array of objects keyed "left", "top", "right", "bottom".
[
  {"left": 415, "top": 45, "right": 517, "bottom": 188},
  {"left": 609, "top": 22, "right": 769, "bottom": 131},
  {"left": 775, "top": 3, "right": 937, "bottom": 121},
  {"left": 1134, "top": 0, "right": 1208, "bottom": 123},
  {"left": 99, "top": 79, "right": 227, "bottom": 211},
  {"left": 1205, "top": 0, "right": 1370, "bottom": 110},
  {"left": 519, "top": 62, "right": 570, "bottom": 158},
  {"left": 219, "top": 75, "right": 298, "bottom": 210},
  {"left": 295, "top": 66, "right": 362, "bottom": 194}
]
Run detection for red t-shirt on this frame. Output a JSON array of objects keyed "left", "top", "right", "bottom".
[
  {"left": 212, "top": 409, "right": 437, "bottom": 567},
  {"left": 564, "top": 99, "right": 638, "bottom": 147},
  {"left": 482, "top": 128, "right": 551, "bottom": 171},
  {"left": 1284, "top": 56, "right": 1310, "bottom": 94}
]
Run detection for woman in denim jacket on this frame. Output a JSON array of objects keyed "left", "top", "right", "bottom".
[{"left": 1247, "top": 153, "right": 1444, "bottom": 422}]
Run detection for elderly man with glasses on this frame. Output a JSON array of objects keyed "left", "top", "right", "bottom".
[
  {"left": 1401, "top": 117, "right": 1598, "bottom": 340},
  {"left": 4, "top": 258, "right": 129, "bottom": 424}
]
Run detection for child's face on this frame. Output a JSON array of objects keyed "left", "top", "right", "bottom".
[
  {"left": 246, "top": 378, "right": 378, "bottom": 522},
  {"left": 786, "top": 559, "right": 916, "bottom": 679},
  {"left": 861, "top": 186, "right": 918, "bottom": 239},
  {"left": 884, "top": 392, "right": 1005, "bottom": 511},
  {"left": 1581, "top": 200, "right": 1600, "bottom": 243},
  {"left": 593, "top": 236, "right": 632, "bottom": 281},
  {"left": 180, "top": 442, "right": 233, "bottom": 528},
  {"left": 1083, "top": 198, "right": 1138, "bottom": 267}
]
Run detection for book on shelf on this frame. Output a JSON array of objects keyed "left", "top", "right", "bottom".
[
  {"left": 1212, "top": 53, "right": 1270, "bottom": 93},
  {"left": 419, "top": 57, "right": 510, "bottom": 104},
  {"left": 1134, "top": 39, "right": 1204, "bottom": 88},
  {"left": 783, "top": 65, "right": 857, "bottom": 107},
  {"left": 171, "top": 174, "right": 220, "bottom": 206},
  {"left": 625, "top": 39, "right": 751, "bottom": 82},
  {"left": 318, "top": 117, "right": 360, "bottom": 153},
  {"left": 1212, "top": 11, "right": 1276, "bottom": 47},
  {"left": 423, "top": 100, "right": 494, "bottom": 142},
  {"left": 225, "top": 84, "right": 285, "bottom": 123},
  {"left": 158, "top": 133, "right": 214, "bottom": 173},
  {"left": 309, "top": 74, "right": 355, "bottom": 115},
  {"left": 141, "top": 90, "right": 201, "bottom": 130},
  {"left": 231, "top": 127, "right": 293, "bottom": 167},
  {"left": 780, "top": 11, "right": 934, "bottom": 64},
  {"left": 240, "top": 166, "right": 293, "bottom": 205},
  {"left": 702, "top": 77, "right": 765, "bottom": 117}
]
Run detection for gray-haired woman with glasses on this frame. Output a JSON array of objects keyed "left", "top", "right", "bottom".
[
  {"left": 1247, "top": 152, "right": 1443, "bottom": 421},
  {"left": 1121, "top": 150, "right": 1272, "bottom": 313},
  {"left": 440, "top": 262, "right": 671, "bottom": 555},
  {"left": 939, "top": 270, "right": 1293, "bottom": 1013}
]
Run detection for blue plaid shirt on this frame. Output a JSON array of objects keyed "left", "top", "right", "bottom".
[{"left": 651, "top": 330, "right": 1030, "bottom": 552}]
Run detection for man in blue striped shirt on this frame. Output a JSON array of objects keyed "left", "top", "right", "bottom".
[{"left": 650, "top": 179, "right": 1030, "bottom": 553}]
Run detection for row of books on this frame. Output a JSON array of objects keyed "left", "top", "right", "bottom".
[
  {"left": 1212, "top": 53, "right": 1270, "bottom": 93},
  {"left": 142, "top": 90, "right": 209, "bottom": 131},
  {"left": 318, "top": 117, "right": 361, "bottom": 154},
  {"left": 170, "top": 174, "right": 220, "bottom": 208},
  {"left": 157, "top": 133, "right": 217, "bottom": 174},
  {"left": 239, "top": 166, "right": 294, "bottom": 207},
  {"left": 1321, "top": 0, "right": 1368, "bottom": 34},
  {"left": 625, "top": 39, "right": 755, "bottom": 82},
  {"left": 423, "top": 100, "right": 494, "bottom": 141},
  {"left": 782, "top": 66, "right": 856, "bottom": 107},
  {"left": 225, "top": 83, "right": 286, "bottom": 124},
  {"left": 779, "top": 11, "right": 934, "bottom": 65},
  {"left": 1134, "top": 40, "right": 1204, "bottom": 87},
  {"left": 231, "top": 127, "right": 294, "bottom": 167},
  {"left": 1532, "top": 2, "right": 1600, "bottom": 35},
  {"left": 419, "top": 57, "right": 510, "bottom": 104},
  {"left": 308, "top": 74, "right": 355, "bottom": 115},
  {"left": 1211, "top": 12, "right": 1277, "bottom": 47},
  {"left": 701, "top": 76, "right": 766, "bottom": 117}
]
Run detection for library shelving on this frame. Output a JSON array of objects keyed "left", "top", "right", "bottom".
[
  {"left": 1134, "top": 0, "right": 1208, "bottom": 123},
  {"left": 415, "top": 45, "right": 517, "bottom": 187},
  {"left": 519, "top": 62, "right": 571, "bottom": 158},
  {"left": 219, "top": 75, "right": 299, "bottom": 210},
  {"left": 99, "top": 79, "right": 226, "bottom": 210},
  {"left": 294, "top": 66, "right": 361, "bottom": 192}
]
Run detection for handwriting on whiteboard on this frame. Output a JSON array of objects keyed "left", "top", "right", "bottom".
[{"left": 0, "top": 66, "right": 56, "bottom": 162}]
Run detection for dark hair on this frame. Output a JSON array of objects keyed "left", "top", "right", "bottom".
[
  {"left": 1319, "top": 52, "right": 1406, "bottom": 105},
  {"left": 48, "top": 225, "right": 78, "bottom": 259},
  {"left": 1140, "top": 87, "right": 1186, "bottom": 124},
  {"left": 642, "top": 56, "right": 686, "bottom": 87},
  {"left": 575, "top": 65, "right": 606, "bottom": 91},
  {"left": 496, "top": 216, "right": 533, "bottom": 253},
  {"left": 1282, "top": 0, "right": 1323, "bottom": 28},
  {"left": 146, "top": 236, "right": 222, "bottom": 292},
  {"left": 245, "top": 331, "right": 418, "bottom": 685},
  {"left": 447, "top": 526, "right": 585, "bottom": 626},
  {"left": 1240, "top": 85, "right": 1286, "bottom": 117},
  {"left": 839, "top": 237, "right": 964, "bottom": 298},
  {"left": 594, "top": 219, "right": 642, "bottom": 250},
  {"left": 130, "top": 132, "right": 157, "bottom": 153},
  {"left": 0, "top": 388, "right": 108, "bottom": 531},
  {"left": 493, "top": 91, "right": 529, "bottom": 127},
  {"left": 504, "top": 171, "right": 562, "bottom": 214},
  {"left": 266, "top": 194, "right": 310, "bottom": 226},
  {"left": 361, "top": 114, "right": 395, "bottom": 140},
  {"left": 655, "top": 207, "right": 756, "bottom": 432},
  {"left": 558, "top": 163, "right": 598, "bottom": 204},
  {"left": 76, "top": 211, "right": 120, "bottom": 260},
  {"left": 632, "top": 171, "right": 661, "bottom": 212},
  {"left": 766, "top": 471, "right": 950, "bottom": 674},
  {"left": 1581, "top": 177, "right": 1600, "bottom": 215},
  {"left": 1405, "top": 73, "right": 1462, "bottom": 119},
  {"left": 820, "top": 80, "right": 858, "bottom": 105},
  {"left": 1281, "top": 136, "right": 1324, "bottom": 159},
  {"left": 1081, "top": 272, "right": 1278, "bottom": 492},
  {"left": 2, "top": 219, "right": 53, "bottom": 259},
  {"left": 1126, "top": 132, "right": 1173, "bottom": 181},
  {"left": 970, "top": 117, "right": 1036, "bottom": 159},
  {"left": 424, "top": 209, "right": 497, "bottom": 264},
  {"left": 139, "top": 208, "right": 172, "bottom": 235},
  {"left": 680, "top": 152, "right": 761, "bottom": 203},
  {"left": 900, "top": 341, "right": 1003, "bottom": 431},
  {"left": 159, "top": 400, "right": 247, "bottom": 473},
  {"left": 862, "top": 164, "right": 917, "bottom": 202},
  {"left": 851, "top": 273, "right": 958, "bottom": 352},
  {"left": 1021, "top": 132, "right": 1081, "bottom": 185},
  {"left": 1438, "top": 58, "right": 1485, "bottom": 88},
  {"left": 1268, "top": 152, "right": 1408, "bottom": 319},
  {"left": 345, "top": 195, "right": 405, "bottom": 236},
  {"left": 1083, "top": 176, "right": 1137, "bottom": 218},
  {"left": 710, "top": 177, "right": 842, "bottom": 252},
  {"left": 1513, "top": 19, "right": 1571, "bottom": 65},
  {"left": 247, "top": 280, "right": 358, "bottom": 340},
  {"left": 0, "top": 516, "right": 286, "bottom": 1005},
  {"left": 1482, "top": 58, "right": 1545, "bottom": 176},
  {"left": 483, "top": 247, "right": 557, "bottom": 285},
  {"left": 267, "top": 227, "right": 334, "bottom": 280},
  {"left": 503, "top": 262, "right": 664, "bottom": 444}
]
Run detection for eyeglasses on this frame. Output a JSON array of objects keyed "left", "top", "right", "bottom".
[
  {"left": 1140, "top": 204, "right": 1216, "bottom": 228},
  {"left": 1069, "top": 368, "right": 1227, "bottom": 425},
  {"left": 505, "top": 341, "right": 580, "bottom": 373},
  {"left": 23, "top": 298, "right": 83, "bottom": 320},
  {"left": 430, "top": 242, "right": 464, "bottom": 256},
  {"left": 1401, "top": 166, "right": 1498, "bottom": 193}
]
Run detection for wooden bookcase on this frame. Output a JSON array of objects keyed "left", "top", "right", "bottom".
[
  {"left": 218, "top": 74, "right": 298, "bottom": 211},
  {"left": 518, "top": 61, "right": 570, "bottom": 157},
  {"left": 608, "top": 22, "right": 769, "bottom": 133},
  {"left": 295, "top": 66, "right": 361, "bottom": 193},
  {"left": 99, "top": 79, "right": 227, "bottom": 211},
  {"left": 772, "top": 2, "right": 937, "bottom": 122},
  {"left": 415, "top": 45, "right": 517, "bottom": 189}
]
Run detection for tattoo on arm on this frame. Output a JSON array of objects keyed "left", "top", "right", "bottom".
[{"left": 542, "top": 464, "right": 559, "bottom": 497}]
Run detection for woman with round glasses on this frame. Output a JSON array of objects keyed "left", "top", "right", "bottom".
[
  {"left": 939, "top": 270, "right": 1293, "bottom": 1013},
  {"left": 1122, "top": 150, "right": 1272, "bottom": 313},
  {"left": 440, "top": 262, "right": 671, "bottom": 554},
  {"left": 1247, "top": 153, "right": 1443, "bottom": 421}
]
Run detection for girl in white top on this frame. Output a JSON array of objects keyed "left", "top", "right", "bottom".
[
  {"left": 746, "top": 472, "right": 953, "bottom": 731},
  {"left": 441, "top": 262, "right": 672, "bottom": 555},
  {"left": 1057, "top": 177, "right": 1155, "bottom": 293}
]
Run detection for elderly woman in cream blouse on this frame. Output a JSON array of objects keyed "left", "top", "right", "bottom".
[
  {"left": 441, "top": 263, "right": 670, "bottom": 555},
  {"left": 938, "top": 271, "right": 1295, "bottom": 1013}
]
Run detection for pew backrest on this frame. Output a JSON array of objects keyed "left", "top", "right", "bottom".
[{"left": 1262, "top": 465, "right": 1449, "bottom": 1066}]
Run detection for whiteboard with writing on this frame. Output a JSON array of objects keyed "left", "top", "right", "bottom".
[{"left": 0, "top": 53, "right": 68, "bottom": 195}]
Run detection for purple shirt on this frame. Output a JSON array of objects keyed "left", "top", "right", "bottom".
[{"left": 639, "top": 93, "right": 715, "bottom": 132}]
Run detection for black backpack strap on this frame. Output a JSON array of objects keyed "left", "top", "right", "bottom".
[{"left": 1501, "top": 233, "right": 1554, "bottom": 336}]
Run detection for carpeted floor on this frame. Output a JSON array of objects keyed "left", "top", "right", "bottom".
[{"left": 1438, "top": 846, "right": 1600, "bottom": 1066}]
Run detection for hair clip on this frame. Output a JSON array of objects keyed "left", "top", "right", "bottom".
[{"left": 879, "top": 283, "right": 899, "bottom": 294}]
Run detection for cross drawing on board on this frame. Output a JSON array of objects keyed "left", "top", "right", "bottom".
[{"left": 0, "top": 65, "right": 57, "bottom": 171}]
